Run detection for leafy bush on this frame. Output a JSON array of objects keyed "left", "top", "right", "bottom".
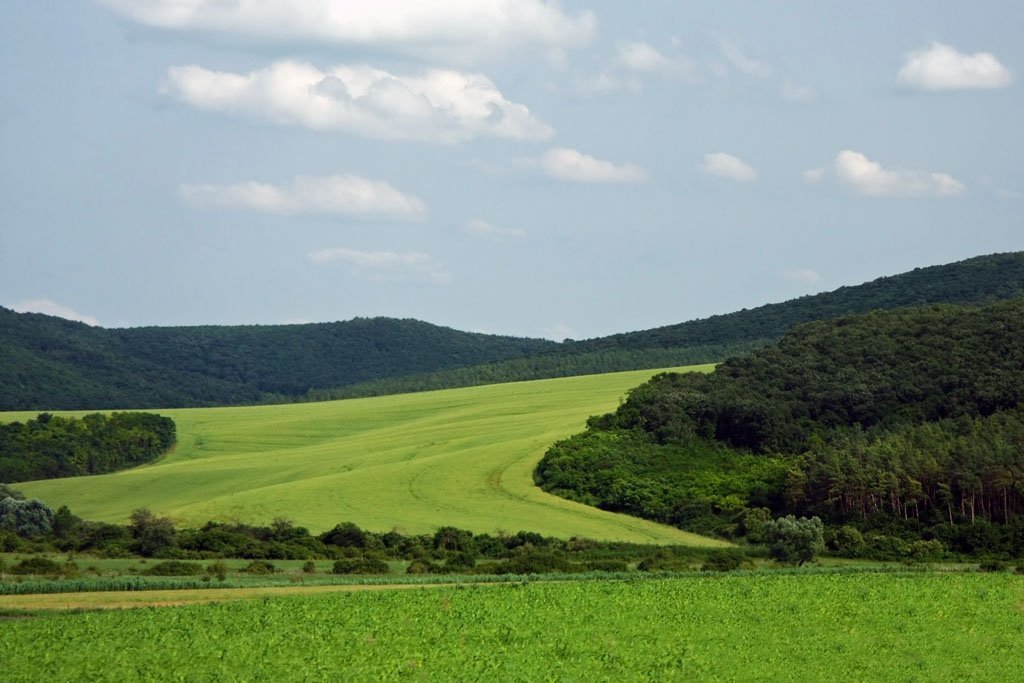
[
  {"left": 701, "top": 550, "right": 746, "bottom": 572},
  {"left": 240, "top": 560, "right": 278, "bottom": 575},
  {"left": 10, "top": 557, "right": 62, "bottom": 575}
]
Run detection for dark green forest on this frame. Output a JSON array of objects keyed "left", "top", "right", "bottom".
[
  {"left": 0, "top": 412, "right": 176, "bottom": 483},
  {"left": 535, "top": 298, "right": 1024, "bottom": 558},
  {"left": 2, "top": 251, "right": 1023, "bottom": 410},
  {"left": 0, "top": 315, "right": 555, "bottom": 410}
]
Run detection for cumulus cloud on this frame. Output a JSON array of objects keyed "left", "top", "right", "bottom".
[
  {"left": 782, "top": 269, "right": 821, "bottom": 285},
  {"left": 540, "top": 147, "right": 649, "bottom": 183},
  {"left": 721, "top": 42, "right": 772, "bottom": 78},
  {"left": 308, "top": 248, "right": 451, "bottom": 284},
  {"left": 700, "top": 153, "right": 758, "bottom": 182},
  {"left": 179, "top": 175, "right": 427, "bottom": 220},
  {"left": 162, "top": 61, "right": 554, "bottom": 143},
  {"left": 834, "top": 150, "right": 966, "bottom": 197},
  {"left": 98, "top": 0, "right": 596, "bottom": 63},
  {"left": 465, "top": 219, "right": 525, "bottom": 237},
  {"left": 11, "top": 299, "right": 101, "bottom": 326},
  {"left": 898, "top": 42, "right": 1012, "bottom": 91}
]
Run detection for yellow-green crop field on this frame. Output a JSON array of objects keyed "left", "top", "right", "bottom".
[
  {"left": 3, "top": 367, "right": 722, "bottom": 544},
  {"left": 4, "top": 572, "right": 1022, "bottom": 681}
]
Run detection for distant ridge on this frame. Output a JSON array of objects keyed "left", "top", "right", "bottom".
[
  {"left": 0, "top": 315, "right": 556, "bottom": 410},
  {"left": 325, "top": 251, "right": 1024, "bottom": 399},
  {"left": 2, "top": 251, "right": 1023, "bottom": 410}
]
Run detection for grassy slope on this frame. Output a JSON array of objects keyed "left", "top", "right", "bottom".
[{"left": 5, "top": 366, "right": 722, "bottom": 545}]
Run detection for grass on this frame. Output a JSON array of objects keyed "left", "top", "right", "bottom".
[
  {"left": 2, "top": 366, "right": 722, "bottom": 544},
  {"left": 3, "top": 571, "right": 1022, "bottom": 681}
]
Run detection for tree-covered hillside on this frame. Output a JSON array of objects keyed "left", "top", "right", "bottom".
[
  {"left": 2, "top": 251, "right": 1023, "bottom": 410},
  {"left": 0, "top": 314, "right": 555, "bottom": 410},
  {"left": 535, "top": 298, "right": 1024, "bottom": 557},
  {"left": 312, "top": 251, "right": 1024, "bottom": 399}
]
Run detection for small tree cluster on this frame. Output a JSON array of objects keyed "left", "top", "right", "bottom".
[{"left": 762, "top": 515, "right": 825, "bottom": 566}]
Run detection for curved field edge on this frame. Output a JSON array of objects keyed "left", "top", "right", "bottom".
[
  {"left": 3, "top": 366, "right": 723, "bottom": 545},
  {"left": 3, "top": 573, "right": 1023, "bottom": 681}
]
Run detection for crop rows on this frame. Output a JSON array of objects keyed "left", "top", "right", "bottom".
[{"left": 4, "top": 572, "right": 1022, "bottom": 681}]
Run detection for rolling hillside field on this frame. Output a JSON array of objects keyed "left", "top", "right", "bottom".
[{"left": 2, "top": 366, "right": 721, "bottom": 545}]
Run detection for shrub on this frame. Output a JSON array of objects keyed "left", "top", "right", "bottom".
[
  {"left": 701, "top": 550, "right": 745, "bottom": 572},
  {"left": 302, "top": 560, "right": 317, "bottom": 574},
  {"left": 406, "top": 559, "right": 439, "bottom": 575},
  {"left": 584, "top": 559, "right": 629, "bottom": 573},
  {"left": 10, "top": 557, "right": 62, "bottom": 575},
  {"left": 204, "top": 560, "right": 228, "bottom": 581},
  {"left": 240, "top": 560, "right": 278, "bottom": 575}
]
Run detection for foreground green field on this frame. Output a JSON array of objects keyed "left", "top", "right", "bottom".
[
  {"left": 4, "top": 572, "right": 1022, "bottom": 681},
  {"left": 4, "top": 367, "right": 720, "bottom": 544}
]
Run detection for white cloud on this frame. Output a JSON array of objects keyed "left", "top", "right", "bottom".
[
  {"left": 781, "top": 81, "right": 816, "bottom": 103},
  {"left": 465, "top": 219, "right": 525, "bottom": 237},
  {"left": 834, "top": 150, "right": 966, "bottom": 197},
  {"left": 782, "top": 269, "right": 821, "bottom": 285},
  {"left": 308, "top": 248, "right": 451, "bottom": 284},
  {"left": 162, "top": 61, "right": 554, "bottom": 143},
  {"left": 11, "top": 299, "right": 101, "bottom": 326},
  {"left": 98, "top": 0, "right": 596, "bottom": 64},
  {"left": 700, "top": 153, "right": 758, "bottom": 182},
  {"left": 898, "top": 42, "right": 1012, "bottom": 91},
  {"left": 540, "top": 147, "right": 649, "bottom": 183},
  {"left": 721, "top": 42, "right": 772, "bottom": 78},
  {"left": 617, "top": 42, "right": 671, "bottom": 73},
  {"left": 180, "top": 175, "right": 427, "bottom": 220},
  {"left": 615, "top": 41, "right": 698, "bottom": 81}
]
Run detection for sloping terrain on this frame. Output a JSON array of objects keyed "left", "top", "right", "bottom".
[{"left": 5, "top": 366, "right": 722, "bottom": 545}]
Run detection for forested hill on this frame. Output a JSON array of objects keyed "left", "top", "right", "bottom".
[
  {"left": 320, "top": 251, "right": 1024, "bottom": 399},
  {"left": 0, "top": 315, "right": 556, "bottom": 410},
  {"left": 535, "top": 298, "right": 1024, "bottom": 556},
  {"left": 3, "top": 251, "right": 1023, "bottom": 410},
  {"left": 568, "top": 250, "right": 1024, "bottom": 353}
]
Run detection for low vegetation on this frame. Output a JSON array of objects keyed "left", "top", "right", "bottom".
[{"left": 4, "top": 573, "right": 1022, "bottom": 680}]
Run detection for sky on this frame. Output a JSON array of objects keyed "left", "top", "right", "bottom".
[{"left": 1, "top": 1, "right": 1021, "bottom": 341}]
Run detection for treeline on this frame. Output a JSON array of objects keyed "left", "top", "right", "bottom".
[
  {"left": 0, "top": 412, "right": 176, "bottom": 483},
  {"left": 3, "top": 252, "right": 1024, "bottom": 410},
  {"left": 0, "top": 497, "right": 746, "bottom": 573},
  {"left": 536, "top": 299, "right": 1024, "bottom": 557}
]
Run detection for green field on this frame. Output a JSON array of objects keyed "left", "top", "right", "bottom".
[
  {"left": 4, "top": 572, "right": 1022, "bottom": 681},
  {"left": 4, "top": 367, "right": 721, "bottom": 544}
]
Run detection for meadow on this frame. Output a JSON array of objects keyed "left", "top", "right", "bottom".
[
  {"left": 3, "top": 571, "right": 1022, "bottom": 681},
  {"left": 4, "top": 366, "right": 719, "bottom": 544}
]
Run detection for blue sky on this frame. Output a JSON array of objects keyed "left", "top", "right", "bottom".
[{"left": 1, "top": 1, "right": 1021, "bottom": 340}]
